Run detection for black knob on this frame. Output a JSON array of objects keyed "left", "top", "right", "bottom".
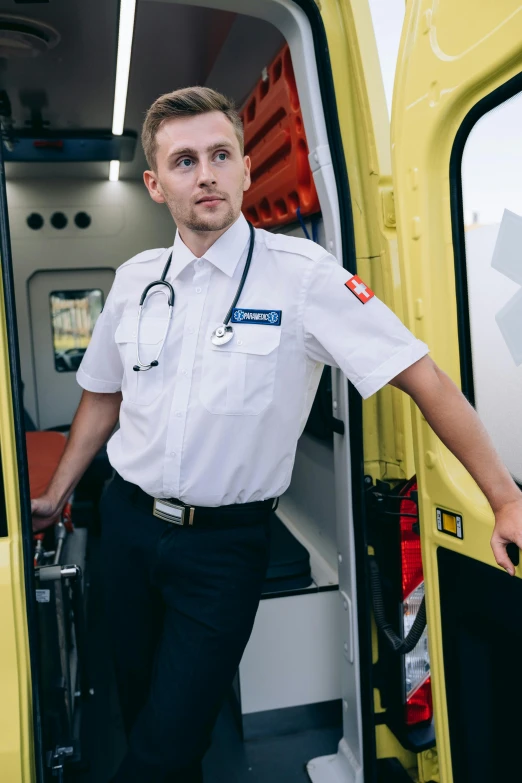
[
  {"left": 133, "top": 365, "right": 140, "bottom": 372},
  {"left": 150, "top": 360, "right": 159, "bottom": 367}
]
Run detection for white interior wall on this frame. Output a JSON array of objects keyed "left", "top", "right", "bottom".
[{"left": 6, "top": 179, "right": 175, "bottom": 425}]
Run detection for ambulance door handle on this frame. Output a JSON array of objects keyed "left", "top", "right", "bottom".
[
  {"left": 331, "top": 368, "right": 345, "bottom": 436},
  {"left": 330, "top": 416, "right": 345, "bottom": 435}
]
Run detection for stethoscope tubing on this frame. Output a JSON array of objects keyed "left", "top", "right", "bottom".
[{"left": 133, "top": 221, "right": 255, "bottom": 371}]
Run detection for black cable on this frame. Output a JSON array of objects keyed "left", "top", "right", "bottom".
[{"left": 369, "top": 557, "right": 427, "bottom": 655}]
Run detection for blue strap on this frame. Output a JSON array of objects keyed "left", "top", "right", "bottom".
[{"left": 296, "top": 207, "right": 311, "bottom": 240}]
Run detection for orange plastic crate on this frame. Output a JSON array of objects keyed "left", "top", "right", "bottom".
[{"left": 240, "top": 44, "right": 320, "bottom": 229}]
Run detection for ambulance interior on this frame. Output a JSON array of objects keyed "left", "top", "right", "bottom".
[{"left": 2, "top": 1, "right": 430, "bottom": 781}]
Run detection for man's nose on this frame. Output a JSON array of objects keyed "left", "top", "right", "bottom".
[{"left": 197, "top": 159, "right": 216, "bottom": 187}]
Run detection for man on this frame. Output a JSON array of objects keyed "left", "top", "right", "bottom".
[{"left": 32, "top": 86, "right": 522, "bottom": 782}]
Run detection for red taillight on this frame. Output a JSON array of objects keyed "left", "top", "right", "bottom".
[
  {"left": 400, "top": 480, "right": 433, "bottom": 726},
  {"left": 406, "top": 677, "right": 433, "bottom": 726},
  {"left": 400, "top": 483, "right": 423, "bottom": 599}
]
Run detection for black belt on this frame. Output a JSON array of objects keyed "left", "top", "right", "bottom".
[{"left": 112, "top": 472, "right": 276, "bottom": 529}]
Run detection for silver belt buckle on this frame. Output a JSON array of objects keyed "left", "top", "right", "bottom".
[{"left": 153, "top": 498, "right": 194, "bottom": 525}]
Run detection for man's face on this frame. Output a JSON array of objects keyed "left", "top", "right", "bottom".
[{"left": 144, "top": 111, "right": 251, "bottom": 234}]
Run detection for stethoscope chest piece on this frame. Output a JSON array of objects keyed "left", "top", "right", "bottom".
[{"left": 211, "top": 324, "right": 234, "bottom": 346}]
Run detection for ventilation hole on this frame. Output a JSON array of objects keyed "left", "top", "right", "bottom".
[
  {"left": 27, "top": 212, "right": 43, "bottom": 230},
  {"left": 288, "top": 191, "right": 300, "bottom": 211},
  {"left": 274, "top": 199, "right": 288, "bottom": 218},
  {"left": 246, "top": 206, "right": 259, "bottom": 224},
  {"left": 50, "top": 212, "right": 67, "bottom": 229},
  {"left": 259, "top": 198, "right": 272, "bottom": 220},
  {"left": 295, "top": 116, "right": 303, "bottom": 133},
  {"left": 74, "top": 211, "right": 91, "bottom": 229},
  {"left": 246, "top": 98, "right": 256, "bottom": 124},
  {"left": 273, "top": 58, "right": 282, "bottom": 83},
  {"left": 296, "top": 139, "right": 312, "bottom": 205},
  {"left": 260, "top": 77, "right": 269, "bottom": 100}
]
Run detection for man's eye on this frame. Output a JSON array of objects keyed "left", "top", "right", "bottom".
[
  {"left": 215, "top": 152, "right": 228, "bottom": 162},
  {"left": 178, "top": 158, "right": 193, "bottom": 168}
]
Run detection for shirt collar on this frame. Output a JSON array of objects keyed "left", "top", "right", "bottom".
[{"left": 169, "top": 213, "right": 251, "bottom": 279}]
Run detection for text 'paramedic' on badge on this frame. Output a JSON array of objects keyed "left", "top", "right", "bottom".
[
  {"left": 231, "top": 308, "right": 282, "bottom": 326},
  {"left": 345, "top": 275, "right": 374, "bottom": 303}
]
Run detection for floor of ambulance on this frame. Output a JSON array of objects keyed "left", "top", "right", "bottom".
[{"left": 69, "top": 536, "right": 342, "bottom": 783}]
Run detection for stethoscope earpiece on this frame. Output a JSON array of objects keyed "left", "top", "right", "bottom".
[{"left": 133, "top": 222, "right": 255, "bottom": 371}]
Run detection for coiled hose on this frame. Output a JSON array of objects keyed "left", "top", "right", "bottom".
[{"left": 369, "top": 556, "right": 427, "bottom": 655}]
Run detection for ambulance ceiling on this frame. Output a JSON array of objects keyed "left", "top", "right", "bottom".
[{"left": 0, "top": 0, "right": 284, "bottom": 180}]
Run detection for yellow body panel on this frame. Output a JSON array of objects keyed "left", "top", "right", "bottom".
[
  {"left": 392, "top": 2, "right": 522, "bottom": 780},
  {"left": 0, "top": 271, "right": 34, "bottom": 783},
  {"left": 321, "top": 0, "right": 416, "bottom": 481}
]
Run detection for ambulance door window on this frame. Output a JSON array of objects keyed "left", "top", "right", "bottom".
[
  {"left": 29, "top": 269, "right": 114, "bottom": 429},
  {"left": 459, "top": 88, "right": 522, "bottom": 485},
  {"left": 50, "top": 289, "right": 103, "bottom": 373}
]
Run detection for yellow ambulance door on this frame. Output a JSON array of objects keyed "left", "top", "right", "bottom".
[
  {"left": 393, "top": 3, "right": 522, "bottom": 781},
  {"left": 0, "top": 146, "right": 42, "bottom": 781}
]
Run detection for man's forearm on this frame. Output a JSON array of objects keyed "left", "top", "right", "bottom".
[
  {"left": 44, "top": 389, "right": 122, "bottom": 507},
  {"left": 404, "top": 362, "right": 520, "bottom": 511}
]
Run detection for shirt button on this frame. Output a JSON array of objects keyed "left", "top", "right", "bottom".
[
  {"left": 181, "top": 369, "right": 187, "bottom": 375},
  {"left": 195, "top": 287, "right": 202, "bottom": 294},
  {"left": 170, "top": 450, "right": 176, "bottom": 456},
  {"left": 237, "top": 340, "right": 243, "bottom": 345},
  {"left": 176, "top": 412, "right": 182, "bottom": 418},
  {"left": 188, "top": 326, "right": 195, "bottom": 334}
]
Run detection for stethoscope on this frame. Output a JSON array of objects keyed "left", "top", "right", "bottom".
[{"left": 133, "top": 221, "right": 255, "bottom": 371}]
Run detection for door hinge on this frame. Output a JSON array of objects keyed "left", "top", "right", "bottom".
[
  {"left": 381, "top": 188, "right": 396, "bottom": 228},
  {"left": 47, "top": 745, "right": 74, "bottom": 778},
  {"left": 417, "top": 747, "right": 440, "bottom": 783}
]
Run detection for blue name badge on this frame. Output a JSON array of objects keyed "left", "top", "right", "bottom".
[{"left": 231, "top": 308, "right": 282, "bottom": 326}]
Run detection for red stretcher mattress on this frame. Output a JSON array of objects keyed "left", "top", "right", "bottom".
[{"left": 26, "top": 431, "right": 67, "bottom": 498}]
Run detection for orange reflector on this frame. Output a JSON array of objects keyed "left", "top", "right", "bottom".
[{"left": 442, "top": 512, "right": 457, "bottom": 535}]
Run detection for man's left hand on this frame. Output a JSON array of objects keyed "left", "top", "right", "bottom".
[{"left": 490, "top": 498, "right": 522, "bottom": 577}]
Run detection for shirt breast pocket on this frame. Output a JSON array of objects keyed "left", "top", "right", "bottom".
[
  {"left": 200, "top": 325, "right": 281, "bottom": 415},
  {"left": 114, "top": 315, "right": 167, "bottom": 406}
]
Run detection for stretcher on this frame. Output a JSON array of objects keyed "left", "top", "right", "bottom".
[
  {"left": 27, "top": 431, "right": 72, "bottom": 565},
  {"left": 27, "top": 430, "right": 90, "bottom": 780}
]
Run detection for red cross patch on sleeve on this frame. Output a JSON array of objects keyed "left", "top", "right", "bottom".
[{"left": 345, "top": 275, "right": 375, "bottom": 303}]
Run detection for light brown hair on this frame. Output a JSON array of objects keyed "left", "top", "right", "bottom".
[{"left": 141, "top": 86, "right": 244, "bottom": 171}]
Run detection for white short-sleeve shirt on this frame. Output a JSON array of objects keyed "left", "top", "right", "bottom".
[{"left": 77, "top": 214, "right": 428, "bottom": 505}]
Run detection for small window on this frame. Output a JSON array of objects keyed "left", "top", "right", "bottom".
[
  {"left": 49, "top": 289, "right": 103, "bottom": 372},
  {"left": 458, "top": 90, "right": 522, "bottom": 484}
]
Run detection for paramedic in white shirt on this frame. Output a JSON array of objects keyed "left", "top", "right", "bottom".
[{"left": 31, "top": 87, "right": 522, "bottom": 783}]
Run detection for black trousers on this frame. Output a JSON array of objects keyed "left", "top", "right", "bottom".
[{"left": 101, "top": 474, "right": 271, "bottom": 783}]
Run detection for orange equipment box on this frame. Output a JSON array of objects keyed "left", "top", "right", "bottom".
[{"left": 240, "top": 44, "right": 320, "bottom": 229}]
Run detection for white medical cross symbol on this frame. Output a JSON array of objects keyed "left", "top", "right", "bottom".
[{"left": 351, "top": 280, "right": 370, "bottom": 298}]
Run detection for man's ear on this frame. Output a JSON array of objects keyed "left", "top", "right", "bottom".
[
  {"left": 143, "top": 169, "right": 166, "bottom": 204},
  {"left": 243, "top": 155, "right": 252, "bottom": 193}
]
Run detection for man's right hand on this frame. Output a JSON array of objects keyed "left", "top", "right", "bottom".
[
  {"left": 31, "top": 496, "right": 63, "bottom": 532},
  {"left": 28, "top": 390, "right": 121, "bottom": 534}
]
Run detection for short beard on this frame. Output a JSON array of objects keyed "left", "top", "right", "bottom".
[
  {"left": 165, "top": 180, "right": 245, "bottom": 234},
  {"left": 183, "top": 201, "right": 237, "bottom": 233}
]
